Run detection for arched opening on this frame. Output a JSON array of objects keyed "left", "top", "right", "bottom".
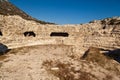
[
  {"left": 24, "top": 31, "right": 36, "bottom": 37},
  {"left": 50, "top": 32, "right": 69, "bottom": 37},
  {"left": 0, "top": 31, "right": 3, "bottom": 36}
]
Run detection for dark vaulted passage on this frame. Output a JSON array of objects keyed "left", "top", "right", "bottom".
[{"left": 50, "top": 32, "right": 69, "bottom": 37}]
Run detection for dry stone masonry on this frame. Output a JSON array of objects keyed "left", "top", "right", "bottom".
[
  {"left": 0, "top": 0, "right": 120, "bottom": 56},
  {"left": 0, "top": 1, "right": 120, "bottom": 80}
]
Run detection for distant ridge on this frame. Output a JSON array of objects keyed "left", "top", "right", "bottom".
[{"left": 0, "top": 0, "right": 54, "bottom": 24}]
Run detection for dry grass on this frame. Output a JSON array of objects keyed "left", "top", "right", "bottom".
[
  {"left": 81, "top": 47, "right": 110, "bottom": 67},
  {"left": 103, "top": 75, "right": 113, "bottom": 80},
  {"left": 8, "top": 47, "right": 28, "bottom": 55},
  {"left": 8, "top": 45, "right": 38, "bottom": 55},
  {"left": 42, "top": 60, "right": 93, "bottom": 80},
  {"left": 0, "top": 55, "right": 8, "bottom": 61},
  {"left": 81, "top": 47, "right": 120, "bottom": 75}
]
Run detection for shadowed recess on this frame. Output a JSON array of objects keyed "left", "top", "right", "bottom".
[
  {"left": 50, "top": 32, "right": 69, "bottom": 37},
  {"left": 104, "top": 49, "right": 120, "bottom": 63},
  {"left": 0, "top": 43, "right": 11, "bottom": 55},
  {"left": 24, "top": 31, "right": 36, "bottom": 37},
  {"left": 0, "top": 31, "right": 3, "bottom": 36}
]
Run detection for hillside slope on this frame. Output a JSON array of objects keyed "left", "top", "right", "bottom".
[{"left": 0, "top": 0, "right": 54, "bottom": 24}]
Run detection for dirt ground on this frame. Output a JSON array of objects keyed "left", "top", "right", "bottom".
[{"left": 0, "top": 45, "right": 120, "bottom": 80}]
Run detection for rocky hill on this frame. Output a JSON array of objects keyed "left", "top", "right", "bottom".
[
  {"left": 0, "top": 0, "right": 54, "bottom": 24},
  {"left": 0, "top": 0, "right": 120, "bottom": 80}
]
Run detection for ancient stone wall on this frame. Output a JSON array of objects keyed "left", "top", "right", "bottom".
[{"left": 0, "top": 15, "right": 120, "bottom": 55}]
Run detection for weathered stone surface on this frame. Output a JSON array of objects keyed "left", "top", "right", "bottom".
[
  {"left": 0, "top": 15, "right": 120, "bottom": 53},
  {"left": 0, "top": 1, "right": 119, "bottom": 52},
  {"left": 0, "top": 1, "right": 120, "bottom": 80}
]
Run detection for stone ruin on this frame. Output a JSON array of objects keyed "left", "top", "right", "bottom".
[{"left": 0, "top": 0, "right": 120, "bottom": 57}]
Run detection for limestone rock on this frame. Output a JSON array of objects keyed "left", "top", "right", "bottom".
[{"left": 0, "top": 1, "right": 120, "bottom": 80}]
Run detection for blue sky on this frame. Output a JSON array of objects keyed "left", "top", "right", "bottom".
[{"left": 10, "top": 0, "right": 120, "bottom": 24}]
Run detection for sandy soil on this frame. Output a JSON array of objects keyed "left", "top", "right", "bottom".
[{"left": 0, "top": 45, "right": 120, "bottom": 80}]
